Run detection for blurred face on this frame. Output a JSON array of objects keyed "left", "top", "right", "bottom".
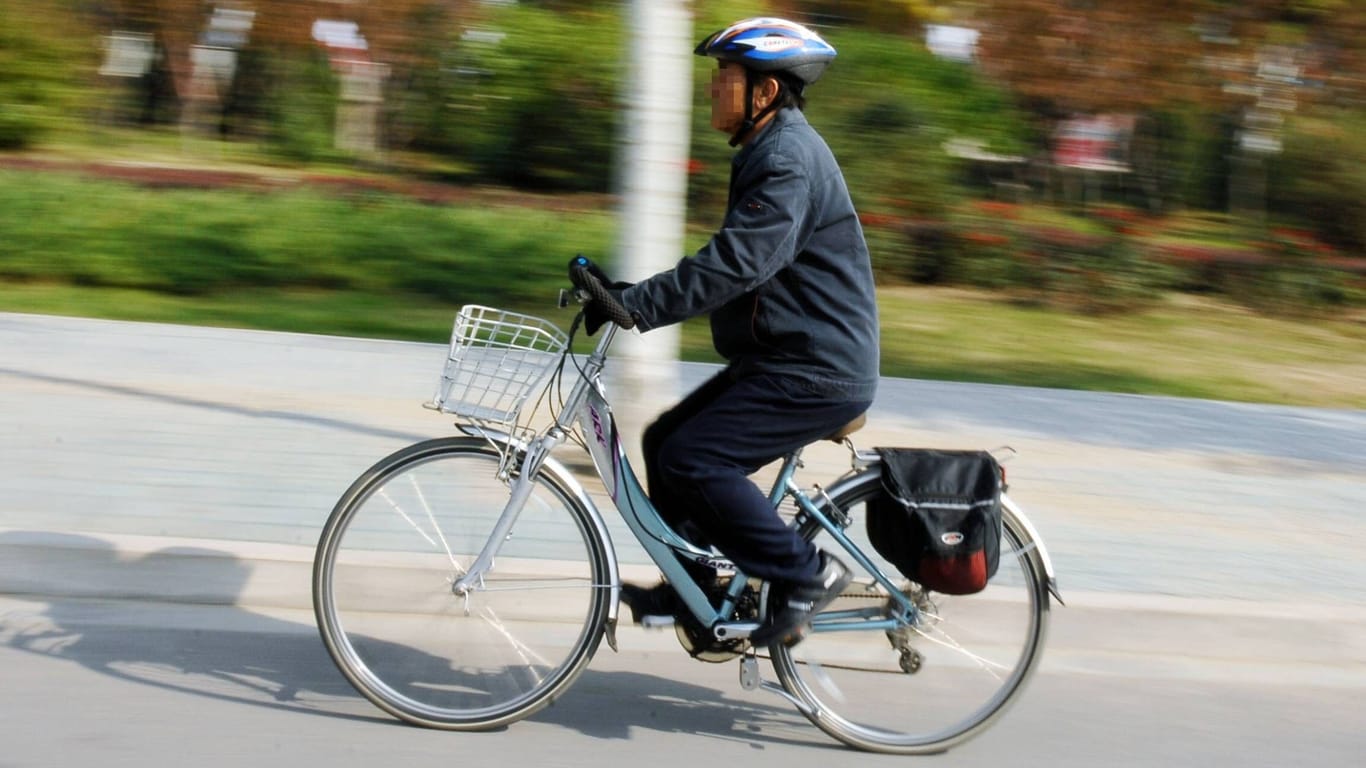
[{"left": 709, "top": 61, "right": 749, "bottom": 136}]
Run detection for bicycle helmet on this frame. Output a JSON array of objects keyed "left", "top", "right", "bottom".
[
  {"left": 694, "top": 17, "right": 837, "bottom": 86},
  {"left": 695, "top": 18, "right": 837, "bottom": 145}
]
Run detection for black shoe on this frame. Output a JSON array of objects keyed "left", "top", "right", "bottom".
[
  {"left": 750, "top": 552, "right": 852, "bottom": 648},
  {"left": 618, "top": 581, "right": 679, "bottom": 626}
]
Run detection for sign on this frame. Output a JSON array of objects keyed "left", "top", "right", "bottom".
[
  {"left": 1053, "top": 114, "right": 1133, "bottom": 172},
  {"left": 100, "top": 32, "right": 155, "bottom": 78},
  {"left": 926, "top": 25, "right": 979, "bottom": 63}
]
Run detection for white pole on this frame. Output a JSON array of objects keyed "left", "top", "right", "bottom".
[{"left": 612, "top": 0, "right": 693, "bottom": 466}]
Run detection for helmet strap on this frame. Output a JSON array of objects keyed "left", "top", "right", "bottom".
[{"left": 729, "top": 73, "right": 785, "bottom": 148}]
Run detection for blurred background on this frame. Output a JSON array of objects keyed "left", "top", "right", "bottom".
[{"left": 1, "top": 0, "right": 1362, "bottom": 407}]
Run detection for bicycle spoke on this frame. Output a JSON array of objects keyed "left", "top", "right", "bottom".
[
  {"left": 771, "top": 469, "right": 1049, "bottom": 753},
  {"left": 408, "top": 472, "right": 463, "bottom": 573},
  {"left": 314, "top": 438, "right": 610, "bottom": 730},
  {"left": 469, "top": 580, "right": 601, "bottom": 592},
  {"left": 479, "top": 605, "right": 554, "bottom": 672},
  {"left": 911, "top": 615, "right": 1011, "bottom": 679},
  {"left": 379, "top": 486, "right": 439, "bottom": 549}
]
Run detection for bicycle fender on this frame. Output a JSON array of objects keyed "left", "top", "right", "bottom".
[
  {"left": 453, "top": 426, "right": 625, "bottom": 649},
  {"left": 1001, "top": 493, "right": 1064, "bottom": 606}
]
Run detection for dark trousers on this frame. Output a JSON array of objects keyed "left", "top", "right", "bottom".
[{"left": 642, "top": 368, "right": 871, "bottom": 585}]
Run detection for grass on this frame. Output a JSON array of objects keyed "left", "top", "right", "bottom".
[
  {"left": 13, "top": 280, "right": 1356, "bottom": 409},
  {"left": 874, "top": 288, "right": 1366, "bottom": 408},
  {"left": 4, "top": 279, "right": 1362, "bottom": 411},
  {"left": 1, "top": 164, "right": 1362, "bottom": 411},
  {"left": 0, "top": 283, "right": 460, "bottom": 341}
]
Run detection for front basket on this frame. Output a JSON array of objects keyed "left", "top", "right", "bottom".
[{"left": 427, "top": 305, "right": 569, "bottom": 424}]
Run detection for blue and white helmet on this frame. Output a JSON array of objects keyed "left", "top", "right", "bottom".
[{"left": 694, "top": 17, "right": 837, "bottom": 87}]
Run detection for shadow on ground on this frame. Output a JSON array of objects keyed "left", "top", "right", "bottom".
[{"left": 0, "top": 532, "right": 821, "bottom": 749}]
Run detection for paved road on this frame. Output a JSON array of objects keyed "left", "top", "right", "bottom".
[
  {"left": 2, "top": 594, "right": 1362, "bottom": 768},
  {"left": 3, "top": 311, "right": 1363, "bottom": 602},
  {"left": 2, "top": 311, "right": 1364, "bottom": 765}
]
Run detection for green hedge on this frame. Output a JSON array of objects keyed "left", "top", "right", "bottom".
[
  {"left": 0, "top": 170, "right": 615, "bottom": 307},
  {"left": 871, "top": 202, "right": 1362, "bottom": 314}
]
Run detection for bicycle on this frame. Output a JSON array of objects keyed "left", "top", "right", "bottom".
[{"left": 312, "top": 257, "right": 1063, "bottom": 754}]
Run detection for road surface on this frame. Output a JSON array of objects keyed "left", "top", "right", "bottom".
[{"left": 1, "top": 311, "right": 1363, "bottom": 765}]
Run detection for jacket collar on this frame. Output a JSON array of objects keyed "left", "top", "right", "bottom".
[{"left": 734, "top": 107, "right": 807, "bottom": 165}]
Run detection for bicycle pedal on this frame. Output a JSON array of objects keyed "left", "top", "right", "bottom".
[{"left": 640, "top": 614, "right": 676, "bottom": 629}]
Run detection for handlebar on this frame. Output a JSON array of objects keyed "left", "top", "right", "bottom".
[{"left": 568, "top": 255, "right": 635, "bottom": 330}]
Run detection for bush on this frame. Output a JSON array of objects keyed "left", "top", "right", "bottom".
[
  {"left": 0, "top": 105, "right": 49, "bottom": 149},
  {"left": 821, "top": 28, "right": 1027, "bottom": 223},
  {"left": 905, "top": 202, "right": 1174, "bottom": 312},
  {"left": 892, "top": 220, "right": 956, "bottom": 284},
  {"left": 1021, "top": 225, "right": 1167, "bottom": 313},
  {"left": 1143, "top": 228, "right": 1360, "bottom": 315},
  {"left": 0, "top": 170, "right": 616, "bottom": 308},
  {"left": 438, "top": 4, "right": 622, "bottom": 192},
  {"left": 1269, "top": 109, "right": 1366, "bottom": 255},
  {"left": 263, "top": 50, "right": 344, "bottom": 163},
  {"left": 0, "top": 1, "right": 91, "bottom": 148}
]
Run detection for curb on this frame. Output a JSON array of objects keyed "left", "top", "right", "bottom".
[
  {"left": 6, "top": 528, "right": 1365, "bottom": 688},
  {"left": 0, "top": 528, "right": 664, "bottom": 611}
]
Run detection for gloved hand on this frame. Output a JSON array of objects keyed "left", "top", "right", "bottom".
[{"left": 584, "top": 282, "right": 633, "bottom": 336}]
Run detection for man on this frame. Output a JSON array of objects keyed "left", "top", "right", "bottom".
[{"left": 592, "top": 17, "right": 880, "bottom": 647}]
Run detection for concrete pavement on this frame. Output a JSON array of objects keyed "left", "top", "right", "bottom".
[
  {"left": 2, "top": 310, "right": 1365, "bottom": 683},
  {"left": 3, "top": 309, "right": 1364, "bottom": 764}
]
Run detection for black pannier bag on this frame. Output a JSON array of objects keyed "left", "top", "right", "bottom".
[{"left": 866, "top": 449, "right": 1004, "bottom": 595}]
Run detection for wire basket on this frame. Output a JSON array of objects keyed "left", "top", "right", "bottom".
[{"left": 427, "top": 305, "right": 569, "bottom": 424}]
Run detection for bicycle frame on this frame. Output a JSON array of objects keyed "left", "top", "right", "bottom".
[{"left": 451, "top": 322, "right": 923, "bottom": 640}]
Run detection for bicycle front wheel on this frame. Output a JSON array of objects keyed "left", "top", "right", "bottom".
[
  {"left": 313, "top": 437, "right": 612, "bottom": 730},
  {"left": 771, "top": 470, "right": 1050, "bottom": 754}
]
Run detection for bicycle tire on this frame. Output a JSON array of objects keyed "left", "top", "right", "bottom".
[
  {"left": 313, "top": 437, "right": 612, "bottom": 730},
  {"left": 770, "top": 468, "right": 1050, "bottom": 754}
]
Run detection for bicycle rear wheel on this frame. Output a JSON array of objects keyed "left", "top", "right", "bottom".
[
  {"left": 771, "top": 469, "right": 1050, "bottom": 753},
  {"left": 313, "top": 437, "right": 612, "bottom": 730}
]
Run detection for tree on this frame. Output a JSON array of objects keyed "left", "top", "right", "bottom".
[
  {"left": 772, "top": 0, "right": 953, "bottom": 31},
  {"left": 976, "top": 0, "right": 1209, "bottom": 120},
  {"left": 0, "top": 1, "right": 94, "bottom": 146},
  {"left": 100, "top": 0, "right": 214, "bottom": 120}
]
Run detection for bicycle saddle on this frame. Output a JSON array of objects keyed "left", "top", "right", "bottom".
[{"left": 824, "top": 413, "right": 867, "bottom": 442}]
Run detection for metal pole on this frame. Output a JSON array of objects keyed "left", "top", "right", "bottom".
[{"left": 611, "top": 0, "right": 693, "bottom": 466}]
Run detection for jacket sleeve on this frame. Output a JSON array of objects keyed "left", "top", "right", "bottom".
[{"left": 622, "top": 151, "right": 812, "bottom": 331}]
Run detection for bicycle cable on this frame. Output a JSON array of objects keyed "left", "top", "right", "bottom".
[{"left": 548, "top": 310, "right": 592, "bottom": 453}]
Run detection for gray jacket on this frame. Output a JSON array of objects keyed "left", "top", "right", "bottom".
[{"left": 622, "top": 108, "right": 879, "bottom": 400}]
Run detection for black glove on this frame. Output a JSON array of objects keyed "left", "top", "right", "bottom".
[{"left": 584, "top": 282, "right": 633, "bottom": 336}]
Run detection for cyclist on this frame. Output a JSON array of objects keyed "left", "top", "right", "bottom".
[{"left": 587, "top": 17, "right": 880, "bottom": 647}]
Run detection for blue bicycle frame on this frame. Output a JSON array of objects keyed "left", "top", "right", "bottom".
[{"left": 454, "top": 321, "right": 920, "bottom": 642}]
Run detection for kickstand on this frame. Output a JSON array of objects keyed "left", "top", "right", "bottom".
[
  {"left": 739, "top": 651, "right": 762, "bottom": 690},
  {"left": 738, "top": 649, "right": 813, "bottom": 714}
]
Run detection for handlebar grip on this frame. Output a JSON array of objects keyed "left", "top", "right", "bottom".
[{"left": 569, "top": 256, "right": 635, "bottom": 330}]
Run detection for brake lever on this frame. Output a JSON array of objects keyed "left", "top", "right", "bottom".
[{"left": 557, "top": 287, "right": 591, "bottom": 309}]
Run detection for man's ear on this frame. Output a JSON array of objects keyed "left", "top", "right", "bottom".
[{"left": 754, "top": 75, "right": 782, "bottom": 109}]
